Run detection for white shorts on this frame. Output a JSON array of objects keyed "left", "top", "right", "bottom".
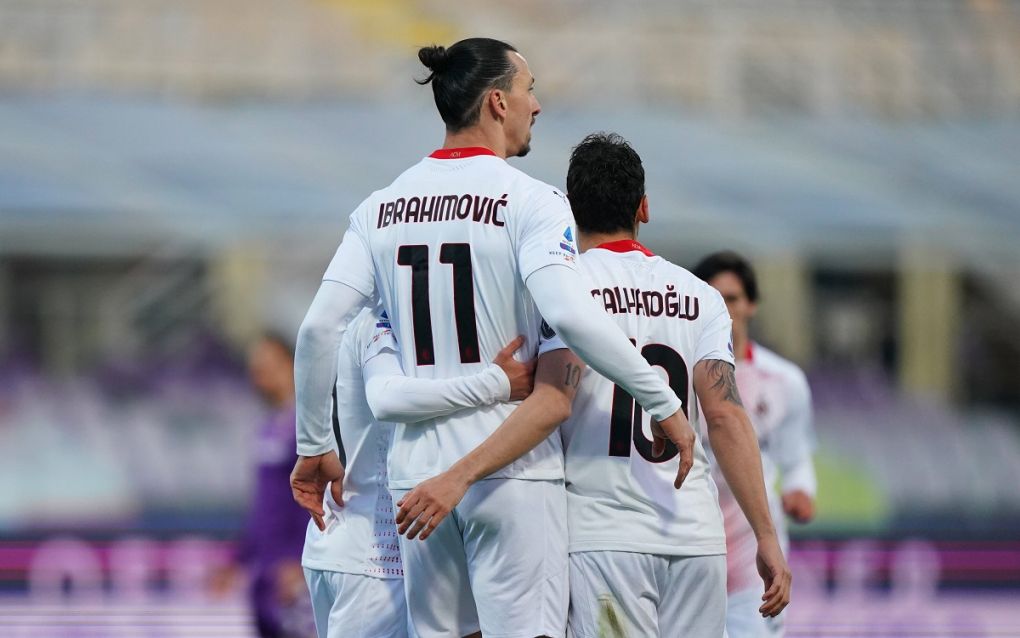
[
  {"left": 568, "top": 551, "right": 727, "bottom": 638},
  {"left": 392, "top": 478, "right": 568, "bottom": 638},
  {"left": 303, "top": 568, "right": 411, "bottom": 638},
  {"left": 726, "top": 586, "right": 784, "bottom": 638}
]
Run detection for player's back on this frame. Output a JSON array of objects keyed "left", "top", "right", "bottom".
[
  {"left": 556, "top": 241, "right": 729, "bottom": 556},
  {"left": 343, "top": 149, "right": 577, "bottom": 488},
  {"left": 302, "top": 308, "right": 401, "bottom": 578}
]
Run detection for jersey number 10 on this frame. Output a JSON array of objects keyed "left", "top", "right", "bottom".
[
  {"left": 397, "top": 243, "right": 480, "bottom": 366},
  {"left": 609, "top": 343, "right": 689, "bottom": 463}
]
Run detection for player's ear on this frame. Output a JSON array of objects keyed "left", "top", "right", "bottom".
[
  {"left": 488, "top": 89, "right": 508, "bottom": 121},
  {"left": 636, "top": 195, "right": 649, "bottom": 225}
]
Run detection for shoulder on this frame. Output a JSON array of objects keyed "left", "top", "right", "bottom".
[{"left": 499, "top": 165, "right": 569, "bottom": 209}]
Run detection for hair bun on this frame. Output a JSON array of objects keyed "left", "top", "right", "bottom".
[{"left": 418, "top": 45, "right": 450, "bottom": 74}]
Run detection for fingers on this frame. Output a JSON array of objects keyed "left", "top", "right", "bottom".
[
  {"left": 394, "top": 488, "right": 452, "bottom": 541},
  {"left": 395, "top": 493, "right": 423, "bottom": 528},
  {"left": 329, "top": 480, "right": 344, "bottom": 508},
  {"left": 310, "top": 510, "right": 326, "bottom": 532},
  {"left": 418, "top": 514, "right": 443, "bottom": 541},
  {"left": 291, "top": 487, "right": 326, "bottom": 518},
  {"left": 673, "top": 437, "right": 693, "bottom": 490},
  {"left": 397, "top": 499, "right": 443, "bottom": 540},
  {"left": 651, "top": 421, "right": 666, "bottom": 458},
  {"left": 409, "top": 506, "right": 451, "bottom": 541},
  {"left": 403, "top": 508, "right": 435, "bottom": 540},
  {"left": 496, "top": 336, "right": 526, "bottom": 360},
  {"left": 758, "top": 571, "right": 791, "bottom": 617},
  {"left": 651, "top": 435, "right": 666, "bottom": 459}
]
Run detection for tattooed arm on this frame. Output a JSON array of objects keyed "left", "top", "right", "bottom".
[
  {"left": 694, "top": 358, "right": 791, "bottom": 617},
  {"left": 394, "top": 348, "right": 585, "bottom": 541}
]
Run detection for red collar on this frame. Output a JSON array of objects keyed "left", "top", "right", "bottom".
[
  {"left": 428, "top": 147, "right": 497, "bottom": 160},
  {"left": 744, "top": 341, "right": 754, "bottom": 362},
  {"left": 594, "top": 239, "right": 655, "bottom": 257}
]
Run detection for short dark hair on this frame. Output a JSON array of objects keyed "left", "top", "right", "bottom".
[
  {"left": 417, "top": 38, "right": 518, "bottom": 132},
  {"left": 566, "top": 132, "right": 645, "bottom": 235},
  {"left": 692, "top": 251, "right": 760, "bottom": 303}
]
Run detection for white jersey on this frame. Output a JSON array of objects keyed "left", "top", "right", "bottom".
[
  {"left": 714, "top": 341, "right": 816, "bottom": 592},
  {"left": 301, "top": 309, "right": 402, "bottom": 578},
  {"left": 542, "top": 241, "right": 731, "bottom": 556},
  {"left": 322, "top": 147, "right": 579, "bottom": 489}
]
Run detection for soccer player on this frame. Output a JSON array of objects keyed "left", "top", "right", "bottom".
[
  {"left": 302, "top": 307, "right": 535, "bottom": 638},
  {"left": 220, "top": 334, "right": 311, "bottom": 638},
  {"left": 693, "top": 251, "right": 817, "bottom": 638},
  {"left": 541, "top": 133, "right": 790, "bottom": 635},
  {"left": 291, "top": 38, "right": 694, "bottom": 638}
]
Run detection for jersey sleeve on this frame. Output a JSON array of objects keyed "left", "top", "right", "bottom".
[
  {"left": 294, "top": 280, "right": 372, "bottom": 456},
  {"left": 361, "top": 311, "right": 512, "bottom": 424},
  {"left": 511, "top": 187, "right": 580, "bottom": 282},
  {"left": 773, "top": 368, "right": 818, "bottom": 496},
  {"left": 527, "top": 264, "right": 684, "bottom": 422},
  {"left": 322, "top": 207, "right": 376, "bottom": 298},
  {"left": 695, "top": 288, "right": 735, "bottom": 365}
]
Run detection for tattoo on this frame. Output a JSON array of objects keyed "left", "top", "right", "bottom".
[
  {"left": 706, "top": 360, "right": 743, "bottom": 407},
  {"left": 563, "top": 363, "right": 582, "bottom": 388}
]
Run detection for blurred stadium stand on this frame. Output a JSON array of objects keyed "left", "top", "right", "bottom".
[
  {"left": 1, "top": 0, "right": 1019, "bottom": 635},
  {"left": 1, "top": 0, "right": 1018, "bottom": 116}
]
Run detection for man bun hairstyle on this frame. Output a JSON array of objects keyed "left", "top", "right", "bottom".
[
  {"left": 566, "top": 132, "right": 646, "bottom": 235},
  {"left": 418, "top": 45, "right": 451, "bottom": 75},
  {"left": 692, "top": 251, "right": 760, "bottom": 303},
  {"left": 417, "top": 38, "right": 519, "bottom": 132}
]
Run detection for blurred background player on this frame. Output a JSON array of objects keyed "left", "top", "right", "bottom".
[
  {"left": 301, "top": 306, "right": 534, "bottom": 638},
  {"left": 694, "top": 251, "right": 817, "bottom": 638},
  {"left": 215, "top": 334, "right": 313, "bottom": 638},
  {"left": 538, "top": 133, "right": 790, "bottom": 636}
]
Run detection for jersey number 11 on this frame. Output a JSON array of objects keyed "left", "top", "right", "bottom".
[{"left": 397, "top": 243, "right": 480, "bottom": 366}]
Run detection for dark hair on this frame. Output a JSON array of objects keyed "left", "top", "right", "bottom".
[
  {"left": 417, "top": 38, "right": 519, "bottom": 132},
  {"left": 566, "top": 132, "right": 646, "bottom": 235},
  {"left": 692, "top": 251, "right": 759, "bottom": 303}
]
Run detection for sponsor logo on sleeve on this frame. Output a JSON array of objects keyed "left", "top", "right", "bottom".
[
  {"left": 376, "top": 310, "right": 391, "bottom": 329},
  {"left": 559, "top": 226, "right": 577, "bottom": 255}
]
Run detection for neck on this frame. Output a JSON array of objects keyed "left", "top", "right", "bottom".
[
  {"left": 732, "top": 325, "right": 750, "bottom": 361},
  {"left": 579, "top": 230, "right": 636, "bottom": 253},
  {"left": 443, "top": 125, "right": 507, "bottom": 159}
]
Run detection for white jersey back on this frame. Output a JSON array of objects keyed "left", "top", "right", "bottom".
[
  {"left": 301, "top": 309, "right": 402, "bottom": 578},
  {"left": 323, "top": 148, "right": 579, "bottom": 488},
  {"left": 714, "top": 342, "right": 815, "bottom": 591},
  {"left": 543, "top": 241, "right": 731, "bottom": 556}
]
